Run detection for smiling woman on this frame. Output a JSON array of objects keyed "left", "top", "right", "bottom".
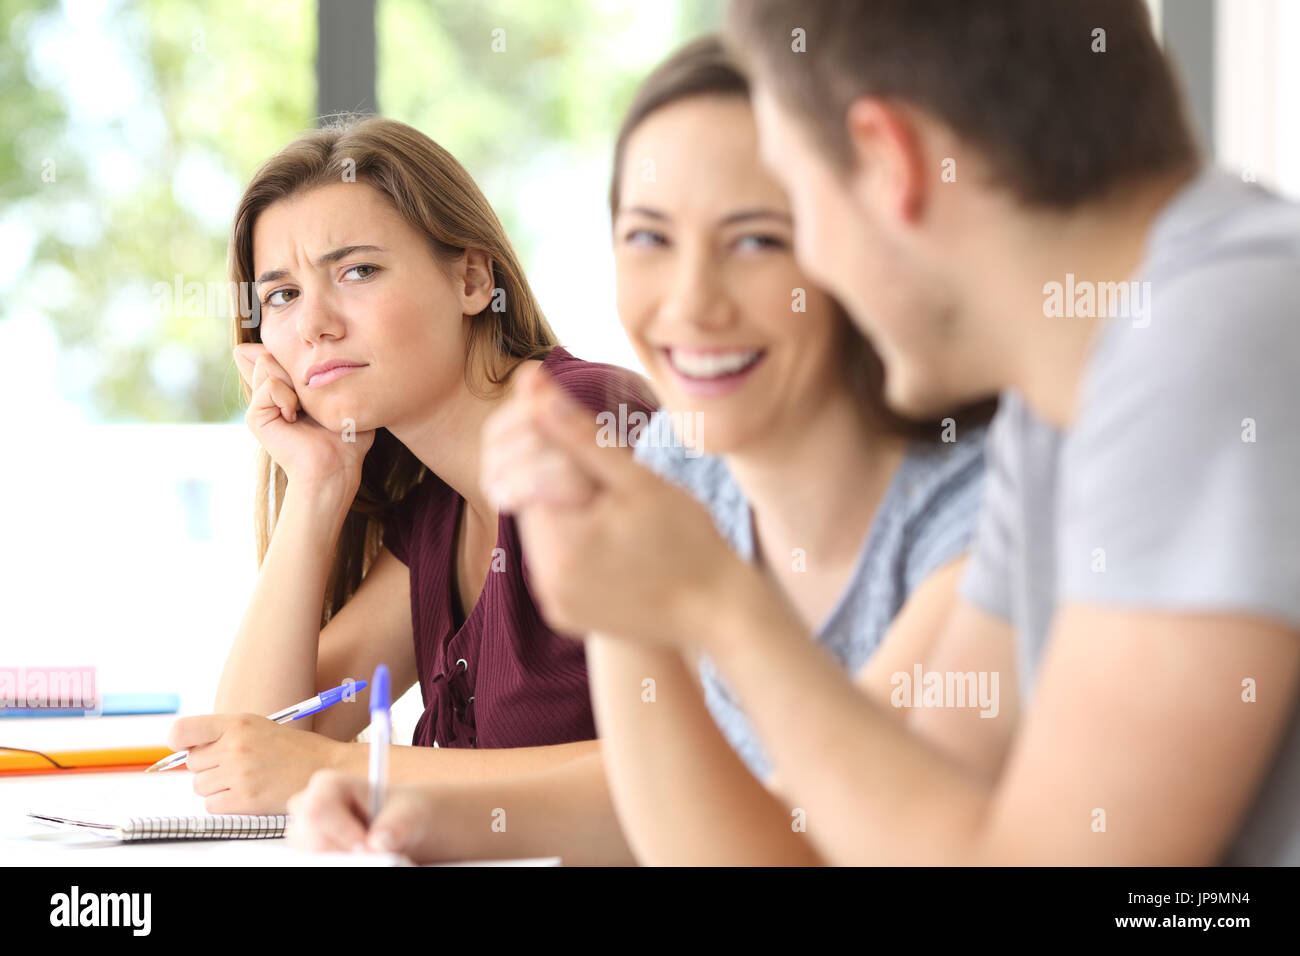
[{"left": 176, "top": 115, "right": 655, "bottom": 817}]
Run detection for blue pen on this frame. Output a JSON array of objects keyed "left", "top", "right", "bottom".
[
  {"left": 369, "top": 664, "right": 391, "bottom": 823},
  {"left": 143, "top": 679, "right": 367, "bottom": 773}
]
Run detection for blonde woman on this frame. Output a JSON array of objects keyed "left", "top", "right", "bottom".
[{"left": 167, "top": 116, "right": 654, "bottom": 814}]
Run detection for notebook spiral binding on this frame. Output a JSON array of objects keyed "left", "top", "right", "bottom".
[{"left": 120, "top": 815, "right": 288, "bottom": 840}]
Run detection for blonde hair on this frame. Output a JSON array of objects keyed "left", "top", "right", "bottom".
[{"left": 228, "top": 115, "right": 556, "bottom": 626}]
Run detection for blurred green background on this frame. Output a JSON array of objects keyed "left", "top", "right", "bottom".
[{"left": 1, "top": 0, "right": 724, "bottom": 423}]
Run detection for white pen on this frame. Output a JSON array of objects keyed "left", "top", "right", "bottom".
[
  {"left": 144, "top": 680, "right": 367, "bottom": 773},
  {"left": 368, "top": 664, "right": 391, "bottom": 823}
]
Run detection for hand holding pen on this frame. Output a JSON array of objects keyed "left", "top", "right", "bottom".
[
  {"left": 147, "top": 680, "right": 367, "bottom": 773},
  {"left": 283, "top": 664, "right": 407, "bottom": 858},
  {"left": 368, "top": 664, "right": 391, "bottom": 822}
]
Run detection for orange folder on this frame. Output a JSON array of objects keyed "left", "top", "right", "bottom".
[{"left": 0, "top": 746, "right": 174, "bottom": 776}]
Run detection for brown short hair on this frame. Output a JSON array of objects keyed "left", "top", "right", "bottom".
[{"left": 726, "top": 0, "right": 1200, "bottom": 207}]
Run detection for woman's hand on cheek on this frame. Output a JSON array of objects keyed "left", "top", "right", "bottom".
[
  {"left": 491, "top": 372, "right": 749, "bottom": 650},
  {"left": 166, "top": 713, "right": 350, "bottom": 815},
  {"left": 233, "top": 342, "right": 375, "bottom": 496}
]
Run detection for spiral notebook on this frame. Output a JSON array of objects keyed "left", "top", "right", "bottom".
[{"left": 26, "top": 810, "right": 287, "bottom": 841}]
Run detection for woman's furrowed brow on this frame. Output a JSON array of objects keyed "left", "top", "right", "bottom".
[{"left": 255, "top": 244, "right": 388, "bottom": 286}]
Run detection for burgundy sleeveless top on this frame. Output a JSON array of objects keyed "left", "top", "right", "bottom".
[{"left": 381, "top": 346, "right": 656, "bottom": 749}]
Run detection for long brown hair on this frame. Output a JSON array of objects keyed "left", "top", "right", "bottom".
[
  {"left": 610, "top": 34, "right": 993, "bottom": 441},
  {"left": 228, "top": 115, "right": 557, "bottom": 626}
]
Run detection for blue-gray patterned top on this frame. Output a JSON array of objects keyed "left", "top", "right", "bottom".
[{"left": 634, "top": 410, "right": 988, "bottom": 780}]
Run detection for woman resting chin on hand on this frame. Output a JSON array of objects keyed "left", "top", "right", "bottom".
[{"left": 169, "top": 115, "right": 655, "bottom": 817}]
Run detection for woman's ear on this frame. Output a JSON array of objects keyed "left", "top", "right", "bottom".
[{"left": 454, "top": 249, "right": 498, "bottom": 316}]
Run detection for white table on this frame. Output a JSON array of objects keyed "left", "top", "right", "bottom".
[{"left": 1, "top": 715, "right": 556, "bottom": 866}]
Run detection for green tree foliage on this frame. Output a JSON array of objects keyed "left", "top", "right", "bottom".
[{"left": 1, "top": 0, "right": 721, "bottom": 422}]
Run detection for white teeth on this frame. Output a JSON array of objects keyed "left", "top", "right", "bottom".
[{"left": 667, "top": 349, "right": 762, "bottom": 379}]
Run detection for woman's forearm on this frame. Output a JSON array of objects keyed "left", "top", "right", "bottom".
[
  {"left": 585, "top": 636, "right": 821, "bottom": 865},
  {"left": 704, "top": 566, "right": 990, "bottom": 866},
  {"left": 406, "top": 749, "right": 635, "bottom": 865},
  {"left": 214, "top": 482, "right": 352, "bottom": 725},
  {"left": 334, "top": 737, "right": 601, "bottom": 783}
]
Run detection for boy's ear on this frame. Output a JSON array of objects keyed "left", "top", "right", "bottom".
[
  {"left": 455, "top": 249, "right": 497, "bottom": 315},
  {"left": 844, "top": 97, "right": 927, "bottom": 226}
]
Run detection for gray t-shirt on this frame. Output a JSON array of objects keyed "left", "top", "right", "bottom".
[
  {"left": 636, "top": 412, "right": 988, "bottom": 780},
  {"left": 959, "top": 168, "right": 1300, "bottom": 865}
]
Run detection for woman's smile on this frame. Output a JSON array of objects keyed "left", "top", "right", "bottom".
[{"left": 660, "top": 345, "right": 767, "bottom": 397}]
